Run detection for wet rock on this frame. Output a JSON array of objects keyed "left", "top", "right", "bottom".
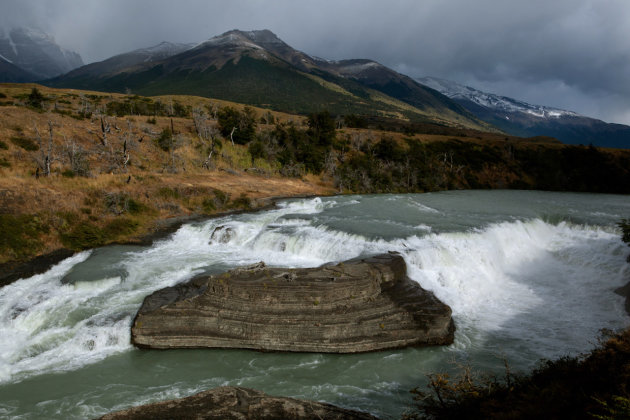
[
  {"left": 132, "top": 252, "right": 455, "bottom": 352},
  {"left": 615, "top": 281, "right": 630, "bottom": 315},
  {"left": 97, "top": 386, "right": 380, "bottom": 420},
  {"left": 210, "top": 225, "right": 236, "bottom": 244}
]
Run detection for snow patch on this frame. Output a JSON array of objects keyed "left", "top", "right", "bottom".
[
  {"left": 418, "top": 76, "right": 579, "bottom": 119},
  {"left": 0, "top": 53, "right": 12, "bottom": 63}
]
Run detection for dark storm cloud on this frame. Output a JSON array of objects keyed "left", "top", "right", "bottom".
[{"left": 3, "top": 0, "right": 630, "bottom": 124}]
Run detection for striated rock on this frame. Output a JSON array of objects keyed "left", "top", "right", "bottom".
[
  {"left": 131, "top": 252, "right": 455, "bottom": 352},
  {"left": 97, "top": 386, "right": 379, "bottom": 420}
]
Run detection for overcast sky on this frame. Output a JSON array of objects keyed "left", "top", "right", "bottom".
[{"left": 3, "top": 0, "right": 630, "bottom": 124}]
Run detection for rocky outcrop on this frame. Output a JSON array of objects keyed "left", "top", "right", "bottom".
[
  {"left": 131, "top": 252, "right": 455, "bottom": 352},
  {"left": 615, "top": 282, "right": 630, "bottom": 315},
  {"left": 98, "top": 386, "right": 379, "bottom": 420}
]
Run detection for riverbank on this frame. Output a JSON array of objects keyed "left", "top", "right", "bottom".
[
  {"left": 0, "top": 173, "right": 333, "bottom": 287},
  {"left": 1, "top": 191, "right": 627, "bottom": 419},
  {"left": 3, "top": 84, "right": 630, "bottom": 282}
]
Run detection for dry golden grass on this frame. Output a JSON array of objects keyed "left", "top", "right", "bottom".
[{"left": 0, "top": 84, "right": 334, "bottom": 264}]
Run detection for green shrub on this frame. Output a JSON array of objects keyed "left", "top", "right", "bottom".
[
  {"left": 127, "top": 198, "right": 147, "bottom": 215},
  {"left": 213, "top": 189, "right": 229, "bottom": 206},
  {"left": 27, "top": 87, "right": 45, "bottom": 109},
  {"left": 0, "top": 214, "right": 46, "bottom": 260},
  {"left": 61, "top": 169, "right": 75, "bottom": 178},
  {"left": 157, "top": 187, "right": 180, "bottom": 200},
  {"left": 103, "top": 218, "right": 139, "bottom": 239},
  {"left": 10, "top": 136, "right": 39, "bottom": 151},
  {"left": 201, "top": 198, "right": 216, "bottom": 214},
  {"left": 61, "top": 222, "right": 105, "bottom": 250},
  {"left": 155, "top": 128, "right": 173, "bottom": 151},
  {"left": 0, "top": 92, "right": 6, "bottom": 99},
  {"left": 405, "top": 329, "right": 630, "bottom": 420},
  {"left": 230, "top": 193, "right": 251, "bottom": 210},
  {"left": 0, "top": 158, "right": 10, "bottom": 168},
  {"left": 0, "top": 140, "right": 7, "bottom": 150},
  {"left": 217, "top": 106, "right": 256, "bottom": 144}
]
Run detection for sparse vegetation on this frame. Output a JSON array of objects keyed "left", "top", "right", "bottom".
[
  {"left": 26, "top": 87, "right": 45, "bottom": 109},
  {"left": 404, "top": 329, "right": 630, "bottom": 420},
  {"left": 10, "top": 136, "right": 39, "bottom": 151},
  {"left": 0, "top": 214, "right": 47, "bottom": 260}
]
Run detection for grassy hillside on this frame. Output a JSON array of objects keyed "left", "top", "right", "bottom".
[{"left": 1, "top": 83, "right": 630, "bottom": 271}]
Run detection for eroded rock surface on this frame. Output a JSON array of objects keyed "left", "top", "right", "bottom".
[
  {"left": 132, "top": 253, "right": 455, "bottom": 352},
  {"left": 97, "top": 386, "right": 380, "bottom": 420}
]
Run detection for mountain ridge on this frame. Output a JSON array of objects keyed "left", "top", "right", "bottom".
[
  {"left": 419, "top": 76, "right": 630, "bottom": 148},
  {"left": 46, "top": 29, "right": 490, "bottom": 130}
]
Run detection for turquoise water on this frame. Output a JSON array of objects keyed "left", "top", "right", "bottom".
[{"left": 1, "top": 190, "right": 629, "bottom": 419}]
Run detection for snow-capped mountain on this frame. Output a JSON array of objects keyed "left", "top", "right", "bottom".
[
  {"left": 419, "top": 77, "right": 579, "bottom": 119},
  {"left": 418, "top": 76, "right": 630, "bottom": 148},
  {"left": 0, "top": 27, "right": 83, "bottom": 80}
]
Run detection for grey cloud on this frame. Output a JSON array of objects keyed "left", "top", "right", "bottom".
[{"left": 3, "top": 0, "right": 630, "bottom": 124}]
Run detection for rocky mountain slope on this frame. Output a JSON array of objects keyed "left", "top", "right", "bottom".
[
  {"left": 47, "top": 30, "right": 489, "bottom": 130},
  {"left": 419, "top": 76, "right": 630, "bottom": 148},
  {"left": 0, "top": 27, "right": 83, "bottom": 80}
]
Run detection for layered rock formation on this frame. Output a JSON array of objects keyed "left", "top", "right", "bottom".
[
  {"left": 98, "top": 386, "right": 379, "bottom": 420},
  {"left": 131, "top": 253, "right": 454, "bottom": 352}
]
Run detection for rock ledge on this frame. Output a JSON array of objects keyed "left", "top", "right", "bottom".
[
  {"left": 132, "top": 253, "right": 454, "bottom": 352},
  {"left": 97, "top": 386, "right": 380, "bottom": 420}
]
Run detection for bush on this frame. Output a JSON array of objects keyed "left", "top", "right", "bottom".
[
  {"left": 344, "top": 114, "right": 368, "bottom": 128},
  {"left": 157, "top": 187, "right": 180, "bottom": 200},
  {"left": 103, "top": 218, "right": 139, "bottom": 239},
  {"left": 217, "top": 106, "right": 257, "bottom": 144},
  {"left": 155, "top": 128, "right": 174, "bottom": 151},
  {"left": 61, "top": 221, "right": 105, "bottom": 250},
  {"left": 307, "top": 110, "right": 336, "bottom": 146},
  {"left": 229, "top": 193, "right": 252, "bottom": 210},
  {"left": 0, "top": 140, "right": 7, "bottom": 150},
  {"left": 10, "top": 136, "right": 39, "bottom": 151},
  {"left": 0, "top": 214, "right": 46, "bottom": 260},
  {"left": 404, "top": 329, "right": 630, "bottom": 420},
  {"left": 248, "top": 140, "right": 267, "bottom": 163},
  {"left": 27, "top": 87, "right": 45, "bottom": 109}
]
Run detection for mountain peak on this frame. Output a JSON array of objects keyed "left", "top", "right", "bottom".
[
  {"left": 0, "top": 26, "right": 83, "bottom": 79},
  {"left": 200, "top": 29, "right": 286, "bottom": 50}
]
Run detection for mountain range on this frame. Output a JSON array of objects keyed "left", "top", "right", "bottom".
[
  {"left": 1, "top": 27, "right": 629, "bottom": 148},
  {"left": 419, "top": 77, "right": 630, "bottom": 148},
  {"left": 46, "top": 29, "right": 489, "bottom": 131}
]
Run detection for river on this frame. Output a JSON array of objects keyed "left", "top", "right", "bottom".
[{"left": 1, "top": 190, "right": 629, "bottom": 419}]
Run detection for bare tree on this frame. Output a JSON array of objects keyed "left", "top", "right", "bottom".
[
  {"left": 62, "top": 135, "right": 90, "bottom": 176},
  {"left": 33, "top": 121, "right": 59, "bottom": 176},
  {"left": 193, "top": 107, "right": 222, "bottom": 169},
  {"left": 93, "top": 116, "right": 110, "bottom": 146}
]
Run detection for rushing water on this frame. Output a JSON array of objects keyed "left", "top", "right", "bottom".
[{"left": 1, "top": 190, "right": 629, "bottom": 419}]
